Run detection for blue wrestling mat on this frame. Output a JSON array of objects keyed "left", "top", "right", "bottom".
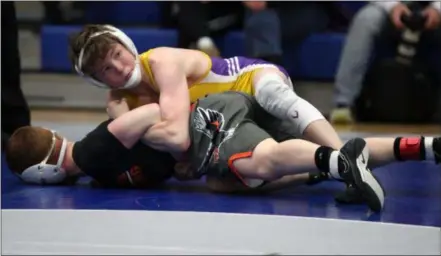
[
  {"left": 2, "top": 153, "right": 440, "bottom": 226},
  {"left": 1, "top": 122, "right": 440, "bottom": 254}
]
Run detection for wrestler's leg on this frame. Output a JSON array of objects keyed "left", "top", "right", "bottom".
[
  {"left": 367, "top": 136, "right": 440, "bottom": 168},
  {"left": 211, "top": 136, "right": 440, "bottom": 194},
  {"left": 228, "top": 130, "right": 384, "bottom": 211},
  {"left": 251, "top": 68, "right": 343, "bottom": 149},
  {"left": 255, "top": 136, "right": 433, "bottom": 190},
  {"left": 232, "top": 138, "right": 341, "bottom": 180},
  {"left": 336, "top": 136, "right": 440, "bottom": 205}
]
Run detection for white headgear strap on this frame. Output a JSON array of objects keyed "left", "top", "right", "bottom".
[
  {"left": 74, "top": 25, "right": 141, "bottom": 89},
  {"left": 18, "top": 130, "right": 69, "bottom": 184}
]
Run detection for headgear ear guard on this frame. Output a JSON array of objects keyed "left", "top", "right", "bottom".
[
  {"left": 18, "top": 130, "right": 69, "bottom": 184},
  {"left": 74, "top": 25, "right": 142, "bottom": 89}
]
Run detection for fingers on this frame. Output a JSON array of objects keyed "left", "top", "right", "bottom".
[
  {"left": 392, "top": 13, "right": 404, "bottom": 29},
  {"left": 243, "top": 1, "right": 267, "bottom": 11},
  {"left": 424, "top": 13, "right": 435, "bottom": 29},
  {"left": 423, "top": 8, "right": 441, "bottom": 30},
  {"left": 107, "top": 98, "right": 130, "bottom": 119},
  {"left": 392, "top": 4, "right": 411, "bottom": 29}
]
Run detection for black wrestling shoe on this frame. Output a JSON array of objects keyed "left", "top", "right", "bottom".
[
  {"left": 306, "top": 172, "right": 330, "bottom": 186},
  {"left": 335, "top": 183, "right": 365, "bottom": 204},
  {"left": 434, "top": 137, "right": 440, "bottom": 164},
  {"left": 338, "top": 138, "right": 385, "bottom": 212}
]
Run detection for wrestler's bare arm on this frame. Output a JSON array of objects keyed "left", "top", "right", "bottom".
[
  {"left": 138, "top": 123, "right": 189, "bottom": 158},
  {"left": 105, "top": 94, "right": 189, "bottom": 159},
  {"left": 148, "top": 47, "right": 191, "bottom": 152},
  {"left": 107, "top": 103, "right": 161, "bottom": 149}
]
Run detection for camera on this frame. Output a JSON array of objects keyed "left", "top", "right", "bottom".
[{"left": 396, "top": 12, "right": 427, "bottom": 64}]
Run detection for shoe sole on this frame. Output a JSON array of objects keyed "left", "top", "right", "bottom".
[{"left": 341, "top": 138, "right": 385, "bottom": 212}]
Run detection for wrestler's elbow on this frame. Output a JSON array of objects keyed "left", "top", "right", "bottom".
[
  {"left": 108, "top": 103, "right": 161, "bottom": 149},
  {"left": 165, "top": 130, "right": 190, "bottom": 152},
  {"left": 158, "top": 120, "right": 189, "bottom": 151}
]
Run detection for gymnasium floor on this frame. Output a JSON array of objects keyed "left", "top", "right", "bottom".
[{"left": 1, "top": 112, "right": 440, "bottom": 255}]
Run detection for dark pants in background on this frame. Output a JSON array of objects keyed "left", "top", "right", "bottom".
[
  {"left": 42, "top": 1, "right": 64, "bottom": 24},
  {"left": 244, "top": 2, "right": 330, "bottom": 65},
  {"left": 378, "top": 24, "right": 441, "bottom": 122},
  {"left": 175, "top": 1, "right": 244, "bottom": 49},
  {"left": 1, "top": 2, "right": 31, "bottom": 148}
]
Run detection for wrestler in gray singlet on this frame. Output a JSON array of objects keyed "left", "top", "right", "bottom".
[{"left": 188, "top": 91, "right": 293, "bottom": 185}]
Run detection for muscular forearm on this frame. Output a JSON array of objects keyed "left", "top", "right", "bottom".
[
  {"left": 149, "top": 49, "right": 191, "bottom": 151},
  {"left": 139, "top": 121, "right": 190, "bottom": 154},
  {"left": 107, "top": 103, "right": 161, "bottom": 149},
  {"left": 157, "top": 83, "right": 191, "bottom": 151}
]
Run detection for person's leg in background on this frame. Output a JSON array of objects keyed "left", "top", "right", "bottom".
[
  {"left": 244, "top": 2, "right": 330, "bottom": 65},
  {"left": 42, "top": 1, "right": 86, "bottom": 25},
  {"left": 420, "top": 26, "right": 441, "bottom": 122},
  {"left": 41, "top": 1, "right": 64, "bottom": 24},
  {"left": 246, "top": 2, "right": 341, "bottom": 149},
  {"left": 276, "top": 3, "right": 340, "bottom": 148},
  {"left": 175, "top": 2, "right": 218, "bottom": 55},
  {"left": 1, "top": 1, "right": 31, "bottom": 150},
  {"left": 277, "top": 2, "right": 330, "bottom": 53},
  {"left": 243, "top": 2, "right": 283, "bottom": 65},
  {"left": 205, "top": 1, "right": 244, "bottom": 43},
  {"left": 330, "top": 4, "right": 389, "bottom": 124},
  {"left": 159, "top": 2, "right": 178, "bottom": 29}
]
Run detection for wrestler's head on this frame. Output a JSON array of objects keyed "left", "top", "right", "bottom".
[
  {"left": 68, "top": 24, "right": 142, "bottom": 90},
  {"left": 5, "top": 126, "right": 81, "bottom": 185}
]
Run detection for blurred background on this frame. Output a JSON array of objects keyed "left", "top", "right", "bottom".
[{"left": 2, "top": 1, "right": 440, "bottom": 144}]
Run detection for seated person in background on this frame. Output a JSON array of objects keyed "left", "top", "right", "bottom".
[
  {"left": 173, "top": 1, "right": 244, "bottom": 57},
  {"left": 331, "top": 1, "right": 441, "bottom": 124},
  {"left": 243, "top": 1, "right": 331, "bottom": 65}
]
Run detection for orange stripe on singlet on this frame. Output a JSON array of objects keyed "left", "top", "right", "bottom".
[{"left": 190, "top": 103, "right": 196, "bottom": 111}]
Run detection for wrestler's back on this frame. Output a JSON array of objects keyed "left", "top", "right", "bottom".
[
  {"left": 139, "top": 48, "right": 261, "bottom": 103},
  {"left": 140, "top": 47, "right": 211, "bottom": 89},
  {"left": 120, "top": 47, "right": 289, "bottom": 107},
  {"left": 181, "top": 53, "right": 290, "bottom": 103}
]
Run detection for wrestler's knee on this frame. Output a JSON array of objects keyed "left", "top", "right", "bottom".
[
  {"left": 231, "top": 138, "right": 280, "bottom": 181},
  {"left": 252, "top": 68, "right": 289, "bottom": 86},
  {"left": 252, "top": 69, "right": 299, "bottom": 121}
]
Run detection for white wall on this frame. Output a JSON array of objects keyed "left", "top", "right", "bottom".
[
  {"left": 21, "top": 74, "right": 107, "bottom": 109},
  {"left": 2, "top": 209, "right": 440, "bottom": 255}
]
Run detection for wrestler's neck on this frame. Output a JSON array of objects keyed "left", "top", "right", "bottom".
[
  {"left": 123, "top": 70, "right": 152, "bottom": 93},
  {"left": 61, "top": 142, "right": 82, "bottom": 176}
]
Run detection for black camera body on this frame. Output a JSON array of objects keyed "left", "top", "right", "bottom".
[{"left": 396, "top": 11, "right": 427, "bottom": 64}]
